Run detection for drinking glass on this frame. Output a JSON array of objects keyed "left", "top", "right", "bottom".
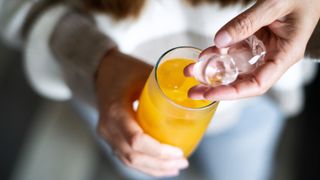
[{"left": 137, "top": 46, "right": 218, "bottom": 157}]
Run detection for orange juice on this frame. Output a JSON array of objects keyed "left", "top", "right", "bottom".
[
  {"left": 157, "top": 59, "right": 211, "bottom": 108},
  {"left": 137, "top": 56, "right": 218, "bottom": 157}
]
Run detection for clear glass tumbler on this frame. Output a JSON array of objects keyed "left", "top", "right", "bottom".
[{"left": 137, "top": 46, "right": 218, "bottom": 157}]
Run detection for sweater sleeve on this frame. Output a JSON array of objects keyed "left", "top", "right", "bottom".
[
  {"left": 0, "top": 0, "right": 35, "bottom": 47},
  {"left": 49, "top": 9, "right": 116, "bottom": 106}
]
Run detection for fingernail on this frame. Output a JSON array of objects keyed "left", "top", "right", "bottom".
[{"left": 215, "top": 31, "right": 232, "bottom": 48}]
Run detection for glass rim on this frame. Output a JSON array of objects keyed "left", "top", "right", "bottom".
[{"left": 154, "top": 46, "right": 217, "bottom": 111}]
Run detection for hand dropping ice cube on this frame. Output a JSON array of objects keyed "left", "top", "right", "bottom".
[{"left": 185, "top": 35, "right": 266, "bottom": 87}]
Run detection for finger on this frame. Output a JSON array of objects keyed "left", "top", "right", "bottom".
[
  {"left": 102, "top": 129, "right": 133, "bottom": 158},
  {"left": 135, "top": 154, "right": 188, "bottom": 171},
  {"left": 130, "top": 132, "right": 184, "bottom": 159},
  {"left": 112, "top": 105, "right": 185, "bottom": 159},
  {"left": 119, "top": 154, "right": 181, "bottom": 177},
  {"left": 100, "top": 99, "right": 187, "bottom": 177},
  {"left": 120, "top": 152, "right": 188, "bottom": 171},
  {"left": 184, "top": 63, "right": 195, "bottom": 77},
  {"left": 203, "top": 60, "right": 285, "bottom": 100},
  {"left": 114, "top": 103, "right": 144, "bottom": 140},
  {"left": 109, "top": 133, "right": 188, "bottom": 176},
  {"left": 112, "top": 134, "right": 188, "bottom": 177},
  {"left": 187, "top": 84, "right": 211, "bottom": 100},
  {"left": 199, "top": 46, "right": 223, "bottom": 57},
  {"left": 114, "top": 144, "right": 185, "bottom": 177},
  {"left": 214, "top": 1, "right": 286, "bottom": 48},
  {"left": 185, "top": 46, "right": 223, "bottom": 77},
  {"left": 114, "top": 140, "right": 187, "bottom": 177}
]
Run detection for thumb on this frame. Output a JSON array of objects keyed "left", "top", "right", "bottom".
[{"left": 214, "top": 1, "right": 282, "bottom": 48}]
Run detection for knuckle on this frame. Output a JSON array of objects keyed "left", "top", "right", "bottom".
[
  {"left": 107, "top": 103, "right": 122, "bottom": 119},
  {"left": 96, "top": 122, "right": 122, "bottom": 149},
  {"left": 96, "top": 118, "right": 115, "bottom": 142},
  {"left": 130, "top": 132, "right": 143, "bottom": 151},
  {"left": 257, "top": 84, "right": 269, "bottom": 96},
  {"left": 126, "top": 152, "right": 140, "bottom": 166},
  {"left": 268, "top": 0, "right": 284, "bottom": 11},
  {"left": 296, "top": 52, "right": 305, "bottom": 62},
  {"left": 233, "top": 14, "right": 255, "bottom": 36},
  {"left": 120, "top": 155, "right": 134, "bottom": 168},
  {"left": 250, "top": 77, "right": 268, "bottom": 96}
]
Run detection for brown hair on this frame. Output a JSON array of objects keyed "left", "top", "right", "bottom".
[
  {"left": 82, "top": 0, "right": 252, "bottom": 20},
  {"left": 82, "top": 0, "right": 145, "bottom": 20},
  {"left": 21, "top": 0, "right": 251, "bottom": 39}
]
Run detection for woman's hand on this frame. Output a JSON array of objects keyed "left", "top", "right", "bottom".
[
  {"left": 95, "top": 49, "right": 188, "bottom": 177},
  {"left": 187, "top": 0, "right": 320, "bottom": 101}
]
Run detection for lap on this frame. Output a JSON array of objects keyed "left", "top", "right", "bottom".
[{"left": 193, "top": 96, "right": 285, "bottom": 180}]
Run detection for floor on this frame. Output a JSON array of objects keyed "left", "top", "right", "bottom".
[{"left": 0, "top": 40, "right": 41, "bottom": 180}]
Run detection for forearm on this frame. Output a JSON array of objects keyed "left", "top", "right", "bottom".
[
  {"left": 95, "top": 49, "right": 152, "bottom": 112},
  {"left": 49, "top": 8, "right": 117, "bottom": 106}
]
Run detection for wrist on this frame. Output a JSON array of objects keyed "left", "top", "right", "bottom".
[{"left": 96, "top": 47, "right": 119, "bottom": 80}]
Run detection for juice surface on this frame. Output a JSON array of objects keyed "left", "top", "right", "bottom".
[
  {"left": 137, "top": 58, "right": 218, "bottom": 157},
  {"left": 156, "top": 58, "right": 212, "bottom": 108}
]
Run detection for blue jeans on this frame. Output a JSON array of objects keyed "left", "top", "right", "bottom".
[
  {"left": 73, "top": 96, "right": 284, "bottom": 180},
  {"left": 193, "top": 96, "right": 284, "bottom": 180}
]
